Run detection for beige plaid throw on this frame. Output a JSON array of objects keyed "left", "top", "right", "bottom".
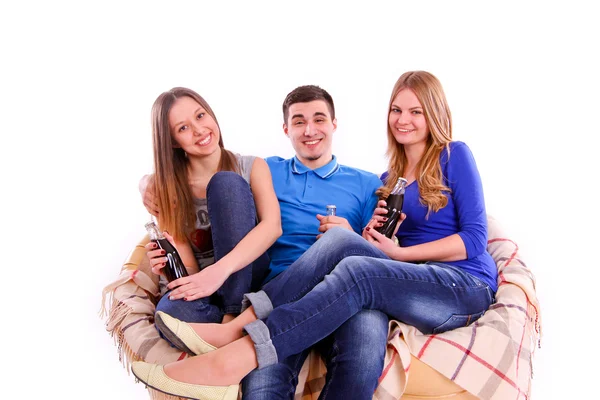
[{"left": 100, "top": 216, "right": 540, "bottom": 399}]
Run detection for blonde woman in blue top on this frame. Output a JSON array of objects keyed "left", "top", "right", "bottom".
[{"left": 131, "top": 71, "right": 497, "bottom": 400}]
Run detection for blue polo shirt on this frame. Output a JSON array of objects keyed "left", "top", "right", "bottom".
[{"left": 264, "top": 155, "right": 381, "bottom": 282}]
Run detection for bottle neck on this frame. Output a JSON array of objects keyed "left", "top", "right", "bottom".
[
  {"left": 391, "top": 178, "right": 407, "bottom": 194},
  {"left": 145, "top": 222, "right": 164, "bottom": 241}
]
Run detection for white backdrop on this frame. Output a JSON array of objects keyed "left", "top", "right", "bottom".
[{"left": 2, "top": 1, "right": 598, "bottom": 399}]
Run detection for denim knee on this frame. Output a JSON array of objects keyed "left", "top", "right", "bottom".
[
  {"left": 319, "top": 227, "right": 364, "bottom": 250},
  {"left": 320, "top": 227, "right": 387, "bottom": 260},
  {"left": 155, "top": 293, "right": 223, "bottom": 324},
  {"left": 207, "top": 171, "right": 249, "bottom": 195}
]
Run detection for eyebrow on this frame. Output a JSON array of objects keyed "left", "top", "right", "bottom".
[
  {"left": 173, "top": 107, "right": 204, "bottom": 128},
  {"left": 291, "top": 111, "right": 328, "bottom": 119},
  {"left": 391, "top": 104, "right": 423, "bottom": 110}
]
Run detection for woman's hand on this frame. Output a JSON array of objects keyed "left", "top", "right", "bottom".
[
  {"left": 167, "top": 263, "right": 232, "bottom": 301},
  {"left": 363, "top": 213, "right": 406, "bottom": 259},
  {"left": 144, "top": 231, "right": 177, "bottom": 276},
  {"left": 362, "top": 200, "right": 389, "bottom": 237},
  {"left": 371, "top": 199, "right": 389, "bottom": 224},
  {"left": 363, "top": 227, "right": 400, "bottom": 258}
]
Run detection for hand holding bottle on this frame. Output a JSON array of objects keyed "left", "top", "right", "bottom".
[
  {"left": 363, "top": 214, "right": 406, "bottom": 258},
  {"left": 145, "top": 221, "right": 189, "bottom": 282},
  {"left": 316, "top": 213, "right": 353, "bottom": 238},
  {"left": 367, "top": 199, "right": 391, "bottom": 229},
  {"left": 363, "top": 209, "right": 406, "bottom": 241},
  {"left": 375, "top": 177, "right": 408, "bottom": 238},
  {"left": 145, "top": 231, "right": 176, "bottom": 276}
]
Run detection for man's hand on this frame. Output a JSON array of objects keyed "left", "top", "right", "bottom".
[
  {"left": 316, "top": 214, "right": 353, "bottom": 239},
  {"left": 139, "top": 174, "right": 159, "bottom": 216}
]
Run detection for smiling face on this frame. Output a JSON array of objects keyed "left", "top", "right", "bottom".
[
  {"left": 388, "top": 88, "right": 429, "bottom": 152},
  {"left": 168, "top": 96, "right": 221, "bottom": 157},
  {"left": 284, "top": 100, "right": 337, "bottom": 169}
]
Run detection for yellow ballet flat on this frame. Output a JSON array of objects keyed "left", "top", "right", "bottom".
[
  {"left": 132, "top": 361, "right": 239, "bottom": 400},
  {"left": 155, "top": 311, "right": 217, "bottom": 355}
]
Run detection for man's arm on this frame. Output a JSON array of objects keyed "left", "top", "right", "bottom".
[{"left": 139, "top": 174, "right": 159, "bottom": 216}]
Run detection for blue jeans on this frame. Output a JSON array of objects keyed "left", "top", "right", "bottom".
[
  {"left": 241, "top": 310, "right": 387, "bottom": 400},
  {"left": 244, "top": 228, "right": 494, "bottom": 369},
  {"left": 156, "top": 172, "right": 270, "bottom": 325},
  {"left": 241, "top": 228, "right": 389, "bottom": 399}
]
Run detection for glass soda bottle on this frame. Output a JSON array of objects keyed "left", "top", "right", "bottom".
[
  {"left": 376, "top": 177, "right": 408, "bottom": 239},
  {"left": 144, "top": 220, "right": 189, "bottom": 282}
]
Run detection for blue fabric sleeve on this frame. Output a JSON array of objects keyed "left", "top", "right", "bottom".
[
  {"left": 447, "top": 142, "right": 488, "bottom": 258},
  {"left": 380, "top": 171, "right": 389, "bottom": 183},
  {"left": 361, "top": 175, "right": 382, "bottom": 229}
]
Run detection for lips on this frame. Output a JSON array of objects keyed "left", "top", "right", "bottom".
[
  {"left": 195, "top": 133, "right": 212, "bottom": 146},
  {"left": 395, "top": 128, "right": 415, "bottom": 135},
  {"left": 304, "top": 138, "right": 322, "bottom": 147}
]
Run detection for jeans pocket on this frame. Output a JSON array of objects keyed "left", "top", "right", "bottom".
[{"left": 432, "top": 310, "right": 486, "bottom": 334}]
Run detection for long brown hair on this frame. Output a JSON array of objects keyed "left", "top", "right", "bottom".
[
  {"left": 378, "top": 71, "right": 452, "bottom": 216},
  {"left": 151, "top": 87, "right": 239, "bottom": 242}
]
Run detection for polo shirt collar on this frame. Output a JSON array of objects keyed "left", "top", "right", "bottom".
[{"left": 292, "top": 155, "right": 339, "bottom": 178}]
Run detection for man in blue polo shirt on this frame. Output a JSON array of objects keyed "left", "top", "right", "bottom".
[
  {"left": 140, "top": 85, "right": 388, "bottom": 399},
  {"left": 263, "top": 90, "right": 384, "bottom": 281},
  {"left": 241, "top": 86, "right": 388, "bottom": 399}
]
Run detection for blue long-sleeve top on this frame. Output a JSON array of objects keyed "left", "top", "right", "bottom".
[{"left": 381, "top": 141, "right": 498, "bottom": 291}]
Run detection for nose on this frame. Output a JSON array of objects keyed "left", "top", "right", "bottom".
[
  {"left": 304, "top": 123, "right": 316, "bottom": 136},
  {"left": 397, "top": 112, "right": 410, "bottom": 125},
  {"left": 191, "top": 121, "right": 203, "bottom": 135}
]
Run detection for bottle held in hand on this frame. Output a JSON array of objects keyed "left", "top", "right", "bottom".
[
  {"left": 376, "top": 177, "right": 408, "bottom": 239},
  {"left": 326, "top": 205, "right": 337, "bottom": 216},
  {"left": 145, "top": 220, "right": 189, "bottom": 282}
]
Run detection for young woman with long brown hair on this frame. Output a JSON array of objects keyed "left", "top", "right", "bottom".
[
  {"left": 131, "top": 72, "right": 497, "bottom": 400},
  {"left": 145, "top": 87, "right": 281, "bottom": 329}
]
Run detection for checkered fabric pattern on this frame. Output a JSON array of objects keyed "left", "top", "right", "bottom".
[{"left": 101, "top": 216, "right": 540, "bottom": 399}]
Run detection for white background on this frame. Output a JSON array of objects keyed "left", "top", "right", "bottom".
[{"left": 2, "top": 1, "right": 598, "bottom": 398}]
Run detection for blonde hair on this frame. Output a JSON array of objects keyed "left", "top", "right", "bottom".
[
  {"left": 151, "top": 87, "right": 239, "bottom": 242},
  {"left": 377, "top": 71, "right": 452, "bottom": 216}
]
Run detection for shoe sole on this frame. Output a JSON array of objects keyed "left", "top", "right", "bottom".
[
  {"left": 155, "top": 313, "right": 198, "bottom": 356},
  {"left": 132, "top": 369, "right": 199, "bottom": 400}
]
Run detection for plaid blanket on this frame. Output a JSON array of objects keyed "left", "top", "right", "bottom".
[{"left": 100, "top": 216, "right": 541, "bottom": 400}]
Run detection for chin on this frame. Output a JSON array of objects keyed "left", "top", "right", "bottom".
[{"left": 304, "top": 154, "right": 322, "bottom": 161}]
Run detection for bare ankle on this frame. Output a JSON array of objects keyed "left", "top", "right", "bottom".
[{"left": 221, "top": 313, "right": 236, "bottom": 324}]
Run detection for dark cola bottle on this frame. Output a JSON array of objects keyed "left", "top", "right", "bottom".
[
  {"left": 376, "top": 177, "right": 408, "bottom": 239},
  {"left": 144, "top": 220, "right": 189, "bottom": 282}
]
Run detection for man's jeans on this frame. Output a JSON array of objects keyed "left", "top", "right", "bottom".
[
  {"left": 242, "top": 228, "right": 390, "bottom": 399},
  {"left": 156, "top": 172, "right": 270, "bottom": 324},
  {"left": 241, "top": 310, "right": 388, "bottom": 400},
  {"left": 244, "top": 228, "right": 494, "bottom": 369}
]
